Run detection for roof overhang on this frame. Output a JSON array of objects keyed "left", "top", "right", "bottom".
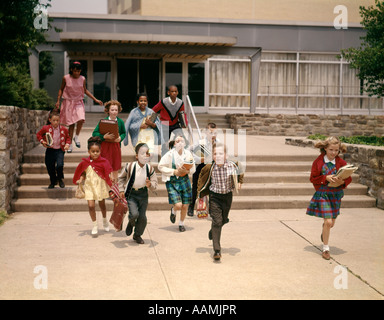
[{"left": 60, "top": 32, "right": 237, "bottom": 47}]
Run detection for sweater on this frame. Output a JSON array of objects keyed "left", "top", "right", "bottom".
[
  {"left": 73, "top": 156, "right": 113, "bottom": 187},
  {"left": 309, "top": 154, "right": 352, "bottom": 191}
]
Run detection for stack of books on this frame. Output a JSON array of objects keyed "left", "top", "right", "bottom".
[{"left": 328, "top": 164, "right": 358, "bottom": 187}]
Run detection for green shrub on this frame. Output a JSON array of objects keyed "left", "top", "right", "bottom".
[
  {"left": 0, "top": 211, "right": 11, "bottom": 226},
  {"left": 308, "top": 134, "right": 384, "bottom": 147},
  {"left": 0, "top": 64, "right": 52, "bottom": 110}
]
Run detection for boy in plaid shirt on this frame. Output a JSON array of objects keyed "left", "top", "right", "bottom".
[{"left": 197, "top": 143, "right": 244, "bottom": 261}]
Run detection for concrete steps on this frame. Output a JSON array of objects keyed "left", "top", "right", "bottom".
[
  {"left": 11, "top": 194, "right": 375, "bottom": 212},
  {"left": 11, "top": 126, "right": 376, "bottom": 212}
]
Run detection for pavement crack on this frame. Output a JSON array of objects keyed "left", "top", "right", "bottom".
[
  {"left": 146, "top": 227, "right": 174, "bottom": 300},
  {"left": 279, "top": 220, "right": 384, "bottom": 298}
]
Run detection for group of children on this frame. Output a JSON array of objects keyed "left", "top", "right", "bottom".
[{"left": 36, "top": 61, "right": 353, "bottom": 262}]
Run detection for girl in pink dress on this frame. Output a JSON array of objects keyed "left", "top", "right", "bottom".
[{"left": 55, "top": 61, "right": 103, "bottom": 153}]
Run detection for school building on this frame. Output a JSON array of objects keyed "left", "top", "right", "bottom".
[{"left": 32, "top": 0, "right": 384, "bottom": 115}]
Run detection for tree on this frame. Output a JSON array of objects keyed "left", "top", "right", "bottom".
[
  {"left": 341, "top": 0, "right": 384, "bottom": 97},
  {"left": 0, "top": 0, "right": 55, "bottom": 109}
]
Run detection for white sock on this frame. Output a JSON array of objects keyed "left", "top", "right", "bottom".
[
  {"left": 323, "top": 244, "right": 330, "bottom": 252},
  {"left": 179, "top": 221, "right": 184, "bottom": 226}
]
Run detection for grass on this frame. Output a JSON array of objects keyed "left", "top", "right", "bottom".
[
  {"left": 307, "top": 134, "right": 384, "bottom": 147},
  {"left": 0, "top": 210, "right": 11, "bottom": 226}
]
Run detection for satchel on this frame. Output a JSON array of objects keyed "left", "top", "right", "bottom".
[
  {"left": 109, "top": 183, "right": 128, "bottom": 231},
  {"left": 197, "top": 195, "right": 208, "bottom": 219},
  {"left": 75, "top": 181, "right": 85, "bottom": 199}
]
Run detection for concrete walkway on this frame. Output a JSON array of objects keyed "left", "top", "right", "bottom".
[{"left": 0, "top": 116, "right": 383, "bottom": 300}]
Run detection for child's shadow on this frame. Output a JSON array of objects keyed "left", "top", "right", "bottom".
[
  {"left": 159, "top": 225, "right": 195, "bottom": 233},
  {"left": 195, "top": 246, "right": 241, "bottom": 261},
  {"left": 304, "top": 245, "right": 347, "bottom": 256},
  {"left": 110, "top": 232, "right": 159, "bottom": 249}
]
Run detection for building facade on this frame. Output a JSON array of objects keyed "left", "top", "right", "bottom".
[{"left": 33, "top": 0, "right": 383, "bottom": 115}]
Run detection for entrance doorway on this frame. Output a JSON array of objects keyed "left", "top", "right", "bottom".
[
  {"left": 163, "top": 60, "right": 207, "bottom": 113},
  {"left": 117, "top": 59, "right": 160, "bottom": 112}
]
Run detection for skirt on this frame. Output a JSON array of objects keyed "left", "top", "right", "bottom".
[
  {"left": 306, "top": 187, "right": 344, "bottom": 219},
  {"left": 100, "top": 141, "right": 121, "bottom": 171},
  {"left": 60, "top": 99, "right": 85, "bottom": 126},
  {"left": 83, "top": 166, "right": 110, "bottom": 201},
  {"left": 165, "top": 175, "right": 192, "bottom": 205}
]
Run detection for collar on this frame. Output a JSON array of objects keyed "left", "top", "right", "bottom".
[
  {"left": 324, "top": 155, "right": 336, "bottom": 164},
  {"left": 168, "top": 97, "right": 177, "bottom": 105}
]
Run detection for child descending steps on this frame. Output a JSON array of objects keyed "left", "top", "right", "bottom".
[
  {"left": 197, "top": 143, "right": 244, "bottom": 262},
  {"left": 55, "top": 61, "right": 103, "bottom": 153},
  {"left": 306, "top": 136, "right": 352, "bottom": 260},
  {"left": 73, "top": 137, "right": 114, "bottom": 237},
  {"left": 158, "top": 135, "right": 195, "bottom": 232},
  {"left": 36, "top": 110, "right": 71, "bottom": 188},
  {"left": 92, "top": 100, "right": 126, "bottom": 182},
  {"left": 118, "top": 143, "right": 158, "bottom": 244}
]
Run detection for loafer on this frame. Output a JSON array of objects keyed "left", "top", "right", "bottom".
[
  {"left": 187, "top": 205, "right": 194, "bottom": 217},
  {"left": 322, "top": 250, "right": 331, "bottom": 260},
  {"left": 213, "top": 251, "right": 221, "bottom": 261},
  {"left": 73, "top": 136, "right": 81, "bottom": 148},
  {"left": 58, "top": 179, "right": 65, "bottom": 188},
  {"left": 126, "top": 221, "right": 133, "bottom": 236},
  {"left": 133, "top": 234, "right": 144, "bottom": 244},
  {"left": 170, "top": 207, "right": 176, "bottom": 224}
]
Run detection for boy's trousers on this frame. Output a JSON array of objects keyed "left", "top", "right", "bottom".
[
  {"left": 127, "top": 188, "right": 148, "bottom": 236},
  {"left": 45, "top": 148, "right": 65, "bottom": 185},
  {"left": 209, "top": 191, "right": 233, "bottom": 252}
]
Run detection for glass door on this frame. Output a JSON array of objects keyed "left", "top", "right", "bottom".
[{"left": 163, "top": 60, "right": 207, "bottom": 112}]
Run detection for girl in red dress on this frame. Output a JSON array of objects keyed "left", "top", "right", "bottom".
[{"left": 92, "top": 100, "right": 126, "bottom": 182}]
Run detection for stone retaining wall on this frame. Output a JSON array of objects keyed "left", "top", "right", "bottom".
[
  {"left": 226, "top": 114, "right": 384, "bottom": 136},
  {"left": 285, "top": 137, "right": 384, "bottom": 209},
  {"left": 0, "top": 106, "right": 49, "bottom": 212}
]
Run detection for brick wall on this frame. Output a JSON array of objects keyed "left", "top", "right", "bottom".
[
  {"left": 285, "top": 137, "right": 384, "bottom": 209},
  {"left": 0, "top": 106, "right": 49, "bottom": 212}
]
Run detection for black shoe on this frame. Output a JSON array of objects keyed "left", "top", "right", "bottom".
[
  {"left": 58, "top": 179, "right": 65, "bottom": 188},
  {"left": 213, "top": 251, "right": 221, "bottom": 261},
  {"left": 187, "top": 205, "right": 194, "bottom": 217},
  {"left": 48, "top": 183, "right": 55, "bottom": 189},
  {"left": 126, "top": 221, "right": 134, "bottom": 236},
  {"left": 179, "top": 225, "right": 186, "bottom": 232},
  {"left": 208, "top": 229, "right": 212, "bottom": 240},
  {"left": 133, "top": 234, "right": 144, "bottom": 244},
  {"left": 170, "top": 207, "right": 176, "bottom": 224}
]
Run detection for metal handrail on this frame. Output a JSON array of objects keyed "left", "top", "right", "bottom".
[{"left": 185, "top": 95, "right": 202, "bottom": 141}]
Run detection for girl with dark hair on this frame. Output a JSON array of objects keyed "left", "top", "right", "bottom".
[
  {"left": 55, "top": 61, "right": 103, "bottom": 153},
  {"left": 73, "top": 137, "right": 114, "bottom": 237}
]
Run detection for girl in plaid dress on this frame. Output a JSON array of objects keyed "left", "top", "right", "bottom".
[
  {"left": 306, "top": 137, "right": 352, "bottom": 260},
  {"left": 158, "top": 135, "right": 195, "bottom": 232}
]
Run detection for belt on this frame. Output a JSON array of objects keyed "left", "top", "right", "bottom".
[{"left": 131, "top": 186, "right": 147, "bottom": 191}]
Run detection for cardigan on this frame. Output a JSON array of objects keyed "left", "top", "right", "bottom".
[
  {"left": 197, "top": 160, "right": 244, "bottom": 198},
  {"left": 92, "top": 117, "right": 126, "bottom": 145},
  {"left": 73, "top": 156, "right": 113, "bottom": 187},
  {"left": 309, "top": 154, "right": 352, "bottom": 191},
  {"left": 36, "top": 125, "right": 71, "bottom": 152},
  {"left": 118, "top": 161, "right": 158, "bottom": 197},
  {"left": 123, "top": 107, "right": 161, "bottom": 147}
]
